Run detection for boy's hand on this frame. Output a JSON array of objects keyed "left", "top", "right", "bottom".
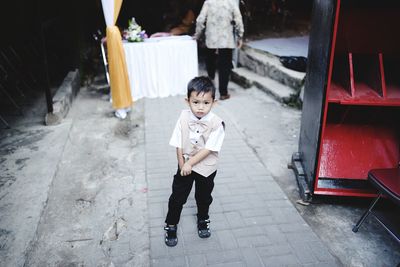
[{"left": 180, "top": 162, "right": 192, "bottom": 176}]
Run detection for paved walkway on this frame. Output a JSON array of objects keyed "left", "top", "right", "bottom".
[
  {"left": 0, "top": 81, "right": 344, "bottom": 266},
  {"left": 143, "top": 89, "right": 340, "bottom": 266}
]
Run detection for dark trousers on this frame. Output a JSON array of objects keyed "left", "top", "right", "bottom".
[
  {"left": 205, "top": 48, "right": 233, "bottom": 97},
  {"left": 165, "top": 169, "right": 216, "bottom": 225}
]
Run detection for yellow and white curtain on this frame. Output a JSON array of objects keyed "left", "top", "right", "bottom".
[{"left": 101, "top": 0, "right": 133, "bottom": 109}]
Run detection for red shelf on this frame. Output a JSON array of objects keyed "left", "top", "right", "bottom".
[
  {"left": 318, "top": 123, "right": 399, "bottom": 179},
  {"left": 386, "top": 84, "right": 400, "bottom": 100},
  {"left": 306, "top": 1, "right": 400, "bottom": 197},
  {"left": 328, "top": 82, "right": 400, "bottom": 106},
  {"left": 314, "top": 188, "right": 376, "bottom": 197}
]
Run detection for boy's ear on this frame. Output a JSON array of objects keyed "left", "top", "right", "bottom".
[{"left": 185, "top": 97, "right": 189, "bottom": 105}]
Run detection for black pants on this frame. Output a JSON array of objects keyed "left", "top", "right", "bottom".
[
  {"left": 205, "top": 48, "right": 233, "bottom": 97},
  {"left": 165, "top": 169, "right": 216, "bottom": 225}
]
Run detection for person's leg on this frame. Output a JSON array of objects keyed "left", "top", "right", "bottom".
[
  {"left": 205, "top": 48, "right": 217, "bottom": 80},
  {"left": 194, "top": 171, "right": 216, "bottom": 238},
  {"left": 194, "top": 171, "right": 216, "bottom": 220},
  {"left": 217, "top": 49, "right": 233, "bottom": 98},
  {"left": 165, "top": 170, "right": 195, "bottom": 225},
  {"left": 194, "top": 171, "right": 217, "bottom": 238},
  {"left": 164, "top": 170, "right": 195, "bottom": 246}
]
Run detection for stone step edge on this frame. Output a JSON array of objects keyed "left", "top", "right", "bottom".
[
  {"left": 232, "top": 67, "right": 301, "bottom": 107},
  {"left": 238, "top": 44, "right": 306, "bottom": 90},
  {"left": 45, "top": 69, "right": 80, "bottom": 125}
]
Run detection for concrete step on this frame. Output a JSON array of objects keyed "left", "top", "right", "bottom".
[
  {"left": 238, "top": 45, "right": 306, "bottom": 90},
  {"left": 231, "top": 67, "right": 301, "bottom": 106}
]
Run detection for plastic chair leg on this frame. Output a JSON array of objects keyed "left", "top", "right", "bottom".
[
  {"left": 352, "top": 193, "right": 382, "bottom": 232},
  {"left": 0, "top": 115, "right": 10, "bottom": 129}
]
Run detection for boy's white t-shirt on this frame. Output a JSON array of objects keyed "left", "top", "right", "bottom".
[{"left": 169, "top": 110, "right": 225, "bottom": 152}]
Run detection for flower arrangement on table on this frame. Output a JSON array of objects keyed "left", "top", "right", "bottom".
[{"left": 124, "top": 17, "right": 147, "bottom": 42}]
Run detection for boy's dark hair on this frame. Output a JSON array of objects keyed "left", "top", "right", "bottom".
[{"left": 187, "top": 76, "right": 216, "bottom": 99}]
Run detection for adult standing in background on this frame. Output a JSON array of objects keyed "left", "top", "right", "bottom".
[{"left": 194, "top": 0, "right": 244, "bottom": 100}]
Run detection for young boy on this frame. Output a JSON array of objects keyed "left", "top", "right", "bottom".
[{"left": 164, "top": 76, "right": 225, "bottom": 247}]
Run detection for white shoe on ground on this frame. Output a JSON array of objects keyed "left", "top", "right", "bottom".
[{"left": 115, "top": 109, "right": 127, "bottom": 119}]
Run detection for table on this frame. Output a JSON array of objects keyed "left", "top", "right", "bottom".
[{"left": 123, "top": 35, "right": 198, "bottom": 100}]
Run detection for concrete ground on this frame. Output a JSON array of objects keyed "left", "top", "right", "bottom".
[{"left": 1, "top": 76, "right": 399, "bottom": 266}]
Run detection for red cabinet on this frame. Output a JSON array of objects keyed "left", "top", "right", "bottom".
[{"left": 292, "top": 0, "right": 400, "bottom": 200}]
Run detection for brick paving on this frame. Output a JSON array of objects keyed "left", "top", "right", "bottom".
[{"left": 142, "top": 90, "right": 341, "bottom": 267}]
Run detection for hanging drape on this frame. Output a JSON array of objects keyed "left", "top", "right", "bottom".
[{"left": 101, "top": 0, "right": 133, "bottom": 109}]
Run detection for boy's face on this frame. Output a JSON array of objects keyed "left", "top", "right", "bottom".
[{"left": 186, "top": 91, "right": 215, "bottom": 119}]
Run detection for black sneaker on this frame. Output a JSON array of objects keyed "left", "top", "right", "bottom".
[
  {"left": 197, "top": 219, "right": 211, "bottom": 238},
  {"left": 164, "top": 225, "right": 178, "bottom": 247}
]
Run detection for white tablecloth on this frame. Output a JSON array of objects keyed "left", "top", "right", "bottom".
[{"left": 123, "top": 35, "right": 198, "bottom": 100}]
